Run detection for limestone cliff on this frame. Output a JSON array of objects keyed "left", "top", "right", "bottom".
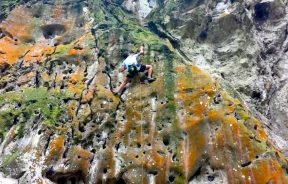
[
  {"left": 147, "top": 0, "right": 288, "bottom": 156},
  {"left": 0, "top": 0, "right": 287, "bottom": 184}
]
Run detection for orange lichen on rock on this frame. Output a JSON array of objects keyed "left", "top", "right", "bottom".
[
  {"left": 0, "top": 6, "right": 36, "bottom": 43},
  {"left": 174, "top": 64, "right": 288, "bottom": 183},
  {"left": 0, "top": 37, "right": 28, "bottom": 65},
  {"left": 241, "top": 159, "right": 287, "bottom": 183},
  {"left": 45, "top": 135, "right": 65, "bottom": 163},
  {"left": 175, "top": 65, "right": 212, "bottom": 180},
  {"left": 41, "top": 71, "right": 51, "bottom": 83},
  {"left": 17, "top": 71, "right": 34, "bottom": 85},
  {"left": 67, "top": 66, "right": 85, "bottom": 97},
  {"left": 23, "top": 44, "right": 55, "bottom": 64},
  {"left": 68, "top": 100, "right": 77, "bottom": 119},
  {"left": 67, "top": 146, "right": 93, "bottom": 177},
  {"left": 81, "top": 88, "right": 95, "bottom": 103}
]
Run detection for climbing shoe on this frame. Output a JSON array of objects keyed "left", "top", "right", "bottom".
[{"left": 147, "top": 77, "right": 156, "bottom": 83}]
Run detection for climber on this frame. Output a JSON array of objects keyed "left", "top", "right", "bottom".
[
  {"left": 215, "top": 0, "right": 230, "bottom": 16},
  {"left": 112, "top": 44, "right": 156, "bottom": 95}
]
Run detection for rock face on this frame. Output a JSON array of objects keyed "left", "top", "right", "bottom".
[
  {"left": 0, "top": 0, "right": 287, "bottom": 184},
  {"left": 148, "top": 0, "right": 288, "bottom": 155}
]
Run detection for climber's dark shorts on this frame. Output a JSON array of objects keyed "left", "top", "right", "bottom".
[
  {"left": 138, "top": 64, "right": 146, "bottom": 72},
  {"left": 126, "top": 64, "right": 146, "bottom": 78}
]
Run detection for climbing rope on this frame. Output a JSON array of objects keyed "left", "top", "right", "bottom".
[{"left": 139, "top": 77, "right": 144, "bottom": 184}]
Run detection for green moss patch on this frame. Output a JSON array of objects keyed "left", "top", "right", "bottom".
[
  {"left": 0, "top": 0, "right": 21, "bottom": 19},
  {"left": 0, "top": 87, "right": 71, "bottom": 138},
  {"left": 1, "top": 151, "right": 19, "bottom": 168}
]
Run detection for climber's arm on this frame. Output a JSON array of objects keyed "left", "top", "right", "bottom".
[
  {"left": 119, "top": 65, "right": 125, "bottom": 73},
  {"left": 139, "top": 45, "right": 144, "bottom": 55}
]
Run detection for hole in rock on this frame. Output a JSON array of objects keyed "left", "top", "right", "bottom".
[
  {"left": 0, "top": 81, "right": 8, "bottom": 89},
  {"left": 220, "top": 73, "right": 225, "bottom": 79},
  {"left": 163, "top": 135, "right": 170, "bottom": 146},
  {"left": 115, "top": 142, "right": 121, "bottom": 150},
  {"left": 137, "top": 143, "right": 141, "bottom": 148},
  {"left": 254, "top": 3, "right": 270, "bottom": 21},
  {"left": 34, "top": 110, "right": 40, "bottom": 115},
  {"left": 60, "top": 82, "right": 65, "bottom": 89},
  {"left": 62, "top": 176, "right": 81, "bottom": 184},
  {"left": 148, "top": 170, "right": 158, "bottom": 175},
  {"left": 169, "top": 175, "right": 175, "bottom": 182},
  {"left": 46, "top": 167, "right": 55, "bottom": 176},
  {"left": 234, "top": 112, "right": 241, "bottom": 120},
  {"left": 103, "top": 168, "right": 108, "bottom": 174},
  {"left": 30, "top": 100, "right": 37, "bottom": 104},
  {"left": 157, "top": 150, "right": 165, "bottom": 156},
  {"left": 228, "top": 102, "right": 234, "bottom": 106},
  {"left": 91, "top": 149, "right": 96, "bottom": 153},
  {"left": 0, "top": 62, "right": 10, "bottom": 74},
  {"left": 47, "top": 169, "right": 83, "bottom": 184},
  {"left": 188, "top": 166, "right": 202, "bottom": 182},
  {"left": 172, "top": 154, "right": 177, "bottom": 161},
  {"left": 63, "top": 98, "right": 69, "bottom": 103},
  {"left": 41, "top": 24, "right": 67, "bottom": 39},
  {"left": 48, "top": 104, "right": 53, "bottom": 110},
  {"left": 213, "top": 95, "right": 222, "bottom": 104},
  {"left": 0, "top": 29, "right": 4, "bottom": 39},
  {"left": 207, "top": 175, "right": 215, "bottom": 181},
  {"left": 43, "top": 82, "right": 50, "bottom": 88},
  {"left": 198, "top": 30, "right": 208, "bottom": 41},
  {"left": 254, "top": 125, "right": 258, "bottom": 130},
  {"left": 241, "top": 161, "right": 251, "bottom": 167},
  {"left": 115, "top": 177, "right": 126, "bottom": 184},
  {"left": 251, "top": 91, "right": 261, "bottom": 100}
]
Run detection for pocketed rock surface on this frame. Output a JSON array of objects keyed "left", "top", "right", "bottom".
[{"left": 0, "top": 0, "right": 288, "bottom": 183}]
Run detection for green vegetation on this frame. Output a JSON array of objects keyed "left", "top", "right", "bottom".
[
  {"left": 52, "top": 44, "right": 71, "bottom": 59},
  {"left": 90, "top": 0, "right": 105, "bottom": 23},
  {"left": 0, "top": 87, "right": 70, "bottom": 139},
  {"left": 163, "top": 52, "right": 177, "bottom": 126},
  {"left": 0, "top": 0, "right": 21, "bottom": 19},
  {"left": 1, "top": 151, "right": 19, "bottom": 168},
  {"left": 100, "top": 5, "right": 166, "bottom": 47}
]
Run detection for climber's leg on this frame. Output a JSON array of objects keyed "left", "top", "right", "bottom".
[
  {"left": 144, "top": 65, "right": 155, "bottom": 83},
  {"left": 138, "top": 64, "right": 154, "bottom": 78},
  {"left": 113, "top": 77, "right": 130, "bottom": 94},
  {"left": 144, "top": 65, "right": 153, "bottom": 78}
]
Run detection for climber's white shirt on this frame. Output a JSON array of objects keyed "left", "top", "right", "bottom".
[
  {"left": 122, "top": 53, "right": 140, "bottom": 69},
  {"left": 215, "top": 1, "right": 230, "bottom": 15}
]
